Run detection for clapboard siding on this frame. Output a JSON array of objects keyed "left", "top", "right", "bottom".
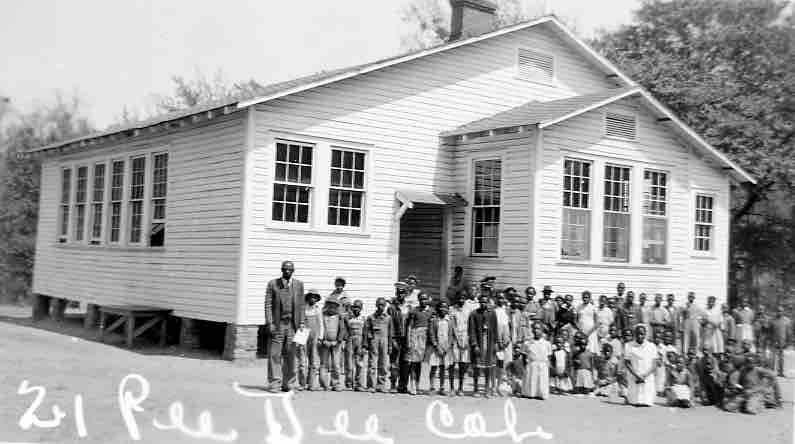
[
  {"left": 240, "top": 23, "right": 616, "bottom": 322},
  {"left": 686, "top": 151, "right": 731, "bottom": 303},
  {"left": 534, "top": 98, "right": 730, "bottom": 305},
  {"left": 32, "top": 112, "right": 246, "bottom": 322},
  {"left": 449, "top": 132, "right": 535, "bottom": 291}
]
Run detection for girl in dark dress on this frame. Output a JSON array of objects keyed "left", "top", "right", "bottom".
[{"left": 469, "top": 294, "right": 498, "bottom": 397}]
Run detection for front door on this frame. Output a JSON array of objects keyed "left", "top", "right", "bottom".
[{"left": 398, "top": 204, "right": 445, "bottom": 298}]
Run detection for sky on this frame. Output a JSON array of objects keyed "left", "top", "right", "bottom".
[{"left": 1, "top": 0, "right": 640, "bottom": 129}]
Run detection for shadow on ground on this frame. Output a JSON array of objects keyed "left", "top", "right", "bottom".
[{"left": 0, "top": 304, "right": 235, "bottom": 362}]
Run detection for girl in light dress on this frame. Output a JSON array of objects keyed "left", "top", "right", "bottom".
[
  {"left": 522, "top": 324, "right": 552, "bottom": 399},
  {"left": 429, "top": 301, "right": 456, "bottom": 395},
  {"left": 624, "top": 325, "right": 658, "bottom": 406},
  {"left": 572, "top": 342, "right": 595, "bottom": 394},
  {"left": 577, "top": 291, "right": 600, "bottom": 354},
  {"left": 596, "top": 295, "right": 615, "bottom": 345},
  {"left": 493, "top": 292, "right": 513, "bottom": 392}
]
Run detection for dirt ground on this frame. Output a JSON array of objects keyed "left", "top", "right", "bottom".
[{"left": 0, "top": 305, "right": 791, "bottom": 444}]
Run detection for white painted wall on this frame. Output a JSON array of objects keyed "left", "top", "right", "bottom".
[
  {"left": 449, "top": 132, "right": 535, "bottom": 291},
  {"left": 240, "top": 22, "right": 617, "bottom": 322},
  {"left": 32, "top": 112, "right": 246, "bottom": 322},
  {"left": 533, "top": 97, "right": 731, "bottom": 305}
]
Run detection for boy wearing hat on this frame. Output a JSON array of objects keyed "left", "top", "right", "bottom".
[
  {"left": 297, "top": 289, "right": 323, "bottom": 391},
  {"left": 346, "top": 299, "right": 367, "bottom": 391},
  {"left": 319, "top": 293, "right": 348, "bottom": 391},
  {"left": 388, "top": 281, "right": 412, "bottom": 393},
  {"left": 539, "top": 286, "right": 557, "bottom": 338},
  {"left": 366, "top": 297, "right": 393, "bottom": 392}
]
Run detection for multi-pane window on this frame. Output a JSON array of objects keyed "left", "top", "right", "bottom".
[
  {"left": 150, "top": 153, "right": 168, "bottom": 247},
  {"left": 90, "top": 163, "right": 106, "bottom": 244},
  {"left": 59, "top": 168, "right": 71, "bottom": 242},
  {"left": 603, "top": 165, "right": 631, "bottom": 262},
  {"left": 694, "top": 194, "right": 714, "bottom": 252},
  {"left": 328, "top": 149, "right": 365, "bottom": 227},
  {"left": 471, "top": 159, "right": 501, "bottom": 255},
  {"left": 561, "top": 159, "right": 591, "bottom": 260},
  {"left": 128, "top": 156, "right": 146, "bottom": 244},
  {"left": 74, "top": 166, "right": 88, "bottom": 241},
  {"left": 272, "top": 141, "right": 313, "bottom": 223},
  {"left": 109, "top": 160, "right": 124, "bottom": 243},
  {"left": 642, "top": 170, "right": 668, "bottom": 264}
]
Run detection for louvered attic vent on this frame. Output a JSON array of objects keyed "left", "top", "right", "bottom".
[
  {"left": 605, "top": 112, "right": 637, "bottom": 140},
  {"left": 517, "top": 48, "right": 554, "bottom": 82}
]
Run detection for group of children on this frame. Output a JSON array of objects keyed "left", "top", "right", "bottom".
[{"left": 291, "top": 276, "right": 785, "bottom": 414}]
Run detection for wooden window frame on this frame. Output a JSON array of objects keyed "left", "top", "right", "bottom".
[
  {"left": 108, "top": 159, "right": 125, "bottom": 245},
  {"left": 127, "top": 155, "right": 147, "bottom": 246},
  {"left": 641, "top": 169, "right": 669, "bottom": 264},
  {"left": 89, "top": 162, "right": 107, "bottom": 245},
  {"left": 602, "top": 164, "right": 632, "bottom": 262},
  {"left": 149, "top": 152, "right": 168, "bottom": 247},
  {"left": 561, "top": 157, "right": 592, "bottom": 260},
  {"left": 470, "top": 157, "right": 502, "bottom": 257},
  {"left": 327, "top": 147, "right": 367, "bottom": 228},
  {"left": 58, "top": 167, "right": 72, "bottom": 243},
  {"left": 271, "top": 139, "right": 315, "bottom": 225},
  {"left": 73, "top": 165, "right": 89, "bottom": 242},
  {"left": 693, "top": 192, "right": 715, "bottom": 253}
]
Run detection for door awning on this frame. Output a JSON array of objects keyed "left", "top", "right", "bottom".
[
  {"left": 396, "top": 189, "right": 467, "bottom": 207},
  {"left": 394, "top": 189, "right": 467, "bottom": 220}
]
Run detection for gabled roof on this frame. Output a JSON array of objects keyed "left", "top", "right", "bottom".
[
  {"left": 441, "top": 87, "right": 638, "bottom": 136},
  {"left": 32, "top": 15, "right": 631, "bottom": 153},
  {"left": 444, "top": 87, "right": 755, "bottom": 184}
]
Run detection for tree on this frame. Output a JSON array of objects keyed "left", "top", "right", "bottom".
[
  {"left": 399, "top": 0, "right": 550, "bottom": 50},
  {"left": 151, "top": 69, "right": 267, "bottom": 114},
  {"left": 0, "top": 95, "right": 93, "bottom": 303},
  {"left": 592, "top": 0, "right": 795, "bottom": 307}
]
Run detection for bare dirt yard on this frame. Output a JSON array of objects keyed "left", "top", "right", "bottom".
[{"left": 0, "top": 305, "right": 791, "bottom": 444}]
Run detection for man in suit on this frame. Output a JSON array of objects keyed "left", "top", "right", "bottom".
[{"left": 266, "top": 260, "right": 305, "bottom": 392}]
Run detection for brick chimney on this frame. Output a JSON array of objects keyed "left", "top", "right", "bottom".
[{"left": 449, "top": 0, "right": 497, "bottom": 41}]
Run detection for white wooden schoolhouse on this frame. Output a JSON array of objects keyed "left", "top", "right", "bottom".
[{"left": 29, "top": 0, "right": 754, "bottom": 359}]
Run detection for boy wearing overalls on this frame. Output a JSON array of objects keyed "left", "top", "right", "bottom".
[
  {"left": 366, "top": 297, "right": 393, "bottom": 392},
  {"left": 346, "top": 300, "right": 367, "bottom": 391}
]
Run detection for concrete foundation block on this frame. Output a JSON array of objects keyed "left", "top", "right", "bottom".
[
  {"left": 32, "top": 294, "right": 52, "bottom": 321},
  {"left": 51, "top": 298, "right": 68, "bottom": 322},
  {"left": 223, "top": 324, "right": 260, "bottom": 361},
  {"left": 84, "top": 303, "right": 100, "bottom": 329},
  {"left": 179, "top": 318, "right": 202, "bottom": 349}
]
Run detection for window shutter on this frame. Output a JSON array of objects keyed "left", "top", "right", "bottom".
[
  {"left": 605, "top": 112, "right": 637, "bottom": 140},
  {"left": 517, "top": 48, "right": 554, "bottom": 82}
]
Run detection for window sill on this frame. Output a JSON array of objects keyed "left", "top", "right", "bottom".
[
  {"left": 469, "top": 254, "right": 500, "bottom": 259},
  {"left": 264, "top": 222, "right": 371, "bottom": 238},
  {"left": 555, "top": 260, "right": 673, "bottom": 270},
  {"left": 53, "top": 243, "right": 166, "bottom": 252},
  {"left": 690, "top": 253, "right": 718, "bottom": 260}
]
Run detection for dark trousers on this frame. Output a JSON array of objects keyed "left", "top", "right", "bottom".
[
  {"left": 269, "top": 319, "right": 296, "bottom": 391},
  {"left": 390, "top": 336, "right": 409, "bottom": 391}
]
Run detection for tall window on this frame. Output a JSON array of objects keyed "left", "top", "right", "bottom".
[
  {"left": 59, "top": 168, "right": 71, "bottom": 242},
  {"left": 128, "top": 156, "right": 146, "bottom": 244},
  {"left": 471, "top": 159, "right": 501, "bottom": 255},
  {"left": 90, "top": 163, "right": 106, "bottom": 244},
  {"left": 272, "top": 141, "right": 312, "bottom": 223},
  {"left": 109, "top": 160, "right": 124, "bottom": 243},
  {"left": 561, "top": 159, "right": 591, "bottom": 260},
  {"left": 642, "top": 170, "right": 668, "bottom": 264},
  {"left": 74, "top": 166, "right": 88, "bottom": 241},
  {"left": 328, "top": 149, "right": 365, "bottom": 227},
  {"left": 603, "top": 165, "right": 631, "bottom": 262},
  {"left": 694, "top": 194, "right": 714, "bottom": 252},
  {"left": 150, "top": 153, "right": 168, "bottom": 246}
]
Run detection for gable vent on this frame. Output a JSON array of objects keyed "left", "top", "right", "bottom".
[
  {"left": 605, "top": 112, "right": 637, "bottom": 140},
  {"left": 517, "top": 48, "right": 554, "bottom": 82}
]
